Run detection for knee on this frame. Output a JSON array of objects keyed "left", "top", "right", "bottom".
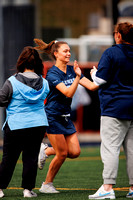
[
  {"left": 57, "top": 150, "right": 68, "bottom": 161},
  {"left": 74, "top": 148, "right": 81, "bottom": 158},
  {"left": 68, "top": 148, "right": 81, "bottom": 158}
]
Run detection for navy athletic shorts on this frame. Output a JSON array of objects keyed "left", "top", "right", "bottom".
[{"left": 46, "top": 115, "right": 76, "bottom": 135}]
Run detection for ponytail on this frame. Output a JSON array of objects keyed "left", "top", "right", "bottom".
[
  {"left": 34, "top": 38, "right": 55, "bottom": 54},
  {"left": 34, "top": 38, "right": 68, "bottom": 60}
]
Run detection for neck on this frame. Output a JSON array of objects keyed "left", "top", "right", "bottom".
[
  {"left": 55, "top": 61, "right": 67, "bottom": 73},
  {"left": 122, "top": 41, "right": 133, "bottom": 45},
  {"left": 24, "top": 69, "right": 34, "bottom": 72}
]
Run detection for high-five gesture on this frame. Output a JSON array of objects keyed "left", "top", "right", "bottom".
[{"left": 74, "top": 60, "right": 81, "bottom": 77}]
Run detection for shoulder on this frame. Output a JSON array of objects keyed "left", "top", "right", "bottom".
[
  {"left": 8, "top": 75, "right": 15, "bottom": 81},
  {"left": 46, "top": 66, "right": 62, "bottom": 86},
  {"left": 100, "top": 45, "right": 118, "bottom": 61},
  {"left": 104, "top": 45, "right": 121, "bottom": 55},
  {"left": 47, "top": 65, "right": 57, "bottom": 73},
  {"left": 0, "top": 79, "right": 13, "bottom": 98},
  {"left": 4, "top": 79, "right": 13, "bottom": 89},
  {"left": 46, "top": 65, "right": 60, "bottom": 77},
  {"left": 8, "top": 75, "right": 17, "bottom": 86},
  {"left": 103, "top": 46, "right": 114, "bottom": 54},
  {"left": 42, "top": 77, "right": 49, "bottom": 85}
]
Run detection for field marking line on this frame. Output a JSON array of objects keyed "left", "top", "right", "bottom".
[
  {"left": 16, "top": 155, "right": 126, "bottom": 164},
  {"left": 7, "top": 187, "right": 129, "bottom": 191}
]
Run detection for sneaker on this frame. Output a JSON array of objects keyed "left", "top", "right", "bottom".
[
  {"left": 39, "top": 182, "right": 59, "bottom": 193},
  {"left": 23, "top": 189, "right": 37, "bottom": 198},
  {"left": 88, "top": 185, "right": 115, "bottom": 199},
  {"left": 126, "top": 188, "right": 133, "bottom": 198},
  {"left": 0, "top": 189, "right": 4, "bottom": 198},
  {"left": 38, "top": 143, "right": 48, "bottom": 170}
]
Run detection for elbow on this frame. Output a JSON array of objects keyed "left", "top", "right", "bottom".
[
  {"left": 91, "top": 87, "right": 98, "bottom": 91},
  {"left": 65, "top": 93, "right": 73, "bottom": 98},
  {"left": 63, "top": 88, "right": 74, "bottom": 98}
]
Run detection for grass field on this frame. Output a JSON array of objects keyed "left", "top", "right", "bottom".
[{"left": 0, "top": 146, "right": 129, "bottom": 199}]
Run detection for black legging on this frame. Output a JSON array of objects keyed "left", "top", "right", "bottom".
[{"left": 0, "top": 123, "right": 45, "bottom": 190}]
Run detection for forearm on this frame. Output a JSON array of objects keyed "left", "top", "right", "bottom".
[
  {"left": 79, "top": 77, "right": 99, "bottom": 91},
  {"left": 56, "top": 75, "right": 80, "bottom": 98}
]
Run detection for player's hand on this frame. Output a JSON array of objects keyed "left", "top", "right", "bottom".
[
  {"left": 74, "top": 60, "right": 81, "bottom": 77},
  {"left": 90, "top": 66, "right": 97, "bottom": 76}
]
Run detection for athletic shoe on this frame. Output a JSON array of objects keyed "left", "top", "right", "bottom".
[
  {"left": 88, "top": 185, "right": 115, "bottom": 199},
  {"left": 23, "top": 189, "right": 37, "bottom": 198},
  {"left": 126, "top": 188, "right": 133, "bottom": 198},
  {"left": 39, "top": 182, "right": 59, "bottom": 193},
  {"left": 38, "top": 143, "right": 48, "bottom": 170},
  {"left": 0, "top": 189, "right": 4, "bottom": 198}
]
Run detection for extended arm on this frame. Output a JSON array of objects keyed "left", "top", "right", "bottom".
[
  {"left": 79, "top": 66, "right": 107, "bottom": 91},
  {"left": 79, "top": 77, "right": 99, "bottom": 91}
]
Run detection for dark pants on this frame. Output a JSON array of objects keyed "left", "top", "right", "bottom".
[{"left": 0, "top": 123, "right": 45, "bottom": 190}]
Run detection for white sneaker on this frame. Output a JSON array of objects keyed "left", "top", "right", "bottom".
[
  {"left": 0, "top": 190, "right": 4, "bottom": 198},
  {"left": 126, "top": 188, "right": 133, "bottom": 198},
  {"left": 38, "top": 143, "right": 48, "bottom": 170},
  {"left": 88, "top": 185, "right": 115, "bottom": 199},
  {"left": 39, "top": 182, "right": 59, "bottom": 193},
  {"left": 23, "top": 189, "right": 37, "bottom": 198}
]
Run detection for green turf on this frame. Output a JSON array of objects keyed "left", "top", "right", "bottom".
[{"left": 0, "top": 146, "right": 129, "bottom": 199}]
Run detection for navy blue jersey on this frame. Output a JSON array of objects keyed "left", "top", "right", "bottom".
[
  {"left": 45, "top": 65, "right": 84, "bottom": 116},
  {"left": 96, "top": 44, "right": 133, "bottom": 119}
]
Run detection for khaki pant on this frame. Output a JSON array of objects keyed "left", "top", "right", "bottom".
[{"left": 100, "top": 116, "right": 133, "bottom": 185}]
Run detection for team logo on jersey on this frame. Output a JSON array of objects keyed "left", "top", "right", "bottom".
[{"left": 63, "top": 78, "right": 75, "bottom": 87}]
